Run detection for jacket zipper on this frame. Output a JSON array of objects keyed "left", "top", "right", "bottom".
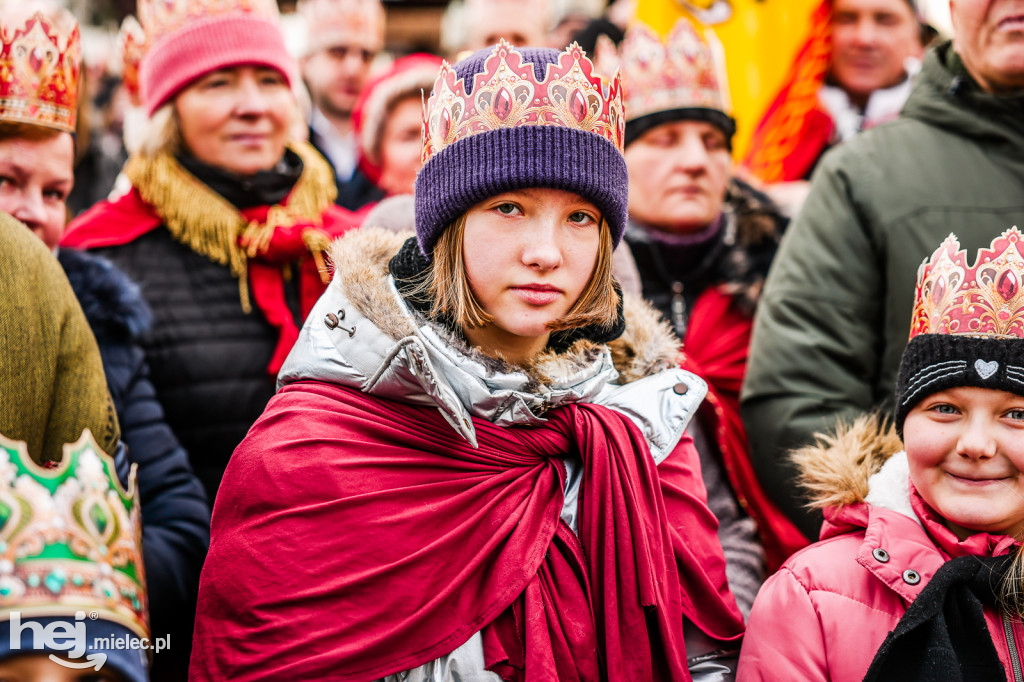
[{"left": 1003, "top": 611, "right": 1023, "bottom": 682}]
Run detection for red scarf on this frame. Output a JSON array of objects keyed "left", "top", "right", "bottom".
[
  {"left": 682, "top": 288, "right": 810, "bottom": 570},
  {"left": 191, "top": 381, "right": 744, "bottom": 681},
  {"left": 62, "top": 189, "right": 358, "bottom": 374}
]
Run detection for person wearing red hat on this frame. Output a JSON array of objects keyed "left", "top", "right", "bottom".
[
  {"left": 351, "top": 53, "right": 442, "bottom": 201},
  {"left": 62, "top": 0, "right": 358, "bottom": 509}
]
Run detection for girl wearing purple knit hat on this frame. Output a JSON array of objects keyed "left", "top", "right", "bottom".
[{"left": 191, "top": 41, "right": 745, "bottom": 680}]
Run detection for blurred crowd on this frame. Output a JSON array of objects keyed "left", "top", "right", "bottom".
[{"left": 0, "top": 0, "right": 1023, "bottom": 679}]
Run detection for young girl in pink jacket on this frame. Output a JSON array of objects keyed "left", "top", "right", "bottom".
[{"left": 739, "top": 227, "right": 1024, "bottom": 682}]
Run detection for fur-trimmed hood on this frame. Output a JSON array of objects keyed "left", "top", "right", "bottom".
[
  {"left": 57, "top": 247, "right": 152, "bottom": 343},
  {"left": 791, "top": 414, "right": 905, "bottom": 512},
  {"left": 279, "top": 228, "right": 707, "bottom": 459}
]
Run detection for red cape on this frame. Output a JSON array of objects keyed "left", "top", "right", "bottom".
[
  {"left": 682, "top": 288, "right": 810, "bottom": 570},
  {"left": 191, "top": 381, "right": 744, "bottom": 681},
  {"left": 63, "top": 189, "right": 358, "bottom": 374}
]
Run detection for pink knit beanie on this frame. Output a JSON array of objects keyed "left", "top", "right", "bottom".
[{"left": 138, "top": 4, "right": 294, "bottom": 116}]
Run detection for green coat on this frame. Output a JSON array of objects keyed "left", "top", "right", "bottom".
[
  {"left": 0, "top": 213, "right": 119, "bottom": 462},
  {"left": 741, "top": 42, "right": 1024, "bottom": 537}
]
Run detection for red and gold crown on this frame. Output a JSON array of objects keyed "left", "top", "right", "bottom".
[
  {"left": 422, "top": 40, "right": 624, "bottom": 165},
  {"left": 596, "top": 19, "right": 727, "bottom": 122},
  {"left": 297, "top": 0, "right": 384, "bottom": 55},
  {"left": 910, "top": 227, "right": 1024, "bottom": 340},
  {"left": 0, "top": 7, "right": 80, "bottom": 133},
  {"left": 136, "top": 0, "right": 279, "bottom": 49},
  {"left": 117, "top": 16, "right": 146, "bottom": 108}
]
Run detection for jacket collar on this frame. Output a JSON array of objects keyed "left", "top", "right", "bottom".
[
  {"left": 279, "top": 228, "right": 706, "bottom": 459},
  {"left": 810, "top": 430, "right": 1020, "bottom": 604}
]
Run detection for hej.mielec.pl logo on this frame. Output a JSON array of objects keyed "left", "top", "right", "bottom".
[{"left": 9, "top": 610, "right": 168, "bottom": 671}]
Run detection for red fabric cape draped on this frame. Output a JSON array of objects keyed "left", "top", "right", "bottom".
[
  {"left": 682, "top": 288, "right": 810, "bottom": 570},
  {"left": 61, "top": 189, "right": 357, "bottom": 374},
  {"left": 190, "top": 381, "right": 744, "bottom": 681}
]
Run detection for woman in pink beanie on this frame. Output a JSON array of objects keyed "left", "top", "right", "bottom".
[{"left": 62, "top": 0, "right": 358, "bottom": 507}]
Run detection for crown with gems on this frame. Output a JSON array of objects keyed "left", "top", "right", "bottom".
[
  {"left": 0, "top": 8, "right": 81, "bottom": 133},
  {"left": 117, "top": 16, "right": 146, "bottom": 107},
  {"left": 136, "top": 0, "right": 279, "bottom": 48},
  {"left": 0, "top": 430, "right": 148, "bottom": 639},
  {"left": 596, "top": 19, "right": 726, "bottom": 122},
  {"left": 297, "top": 0, "right": 384, "bottom": 54},
  {"left": 422, "top": 40, "right": 625, "bottom": 165},
  {"left": 909, "top": 227, "right": 1024, "bottom": 340}
]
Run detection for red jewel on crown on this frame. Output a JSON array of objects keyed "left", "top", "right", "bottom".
[
  {"left": 421, "top": 40, "right": 624, "bottom": 165},
  {"left": 909, "top": 227, "right": 1024, "bottom": 340}
]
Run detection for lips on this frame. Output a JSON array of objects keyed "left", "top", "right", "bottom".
[
  {"left": 946, "top": 471, "right": 1012, "bottom": 485},
  {"left": 511, "top": 284, "right": 562, "bottom": 305},
  {"left": 997, "top": 14, "right": 1024, "bottom": 31}
]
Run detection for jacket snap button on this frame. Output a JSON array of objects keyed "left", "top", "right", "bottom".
[
  {"left": 872, "top": 548, "right": 890, "bottom": 563},
  {"left": 903, "top": 569, "right": 921, "bottom": 585},
  {"left": 325, "top": 313, "right": 339, "bottom": 329},
  {"left": 672, "top": 382, "right": 689, "bottom": 395}
]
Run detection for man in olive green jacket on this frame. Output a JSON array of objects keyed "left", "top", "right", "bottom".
[{"left": 742, "top": 4, "right": 1024, "bottom": 539}]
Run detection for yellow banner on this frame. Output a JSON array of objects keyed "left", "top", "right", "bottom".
[{"left": 635, "top": 0, "right": 826, "bottom": 159}]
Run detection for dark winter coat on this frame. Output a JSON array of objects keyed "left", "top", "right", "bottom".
[
  {"left": 741, "top": 42, "right": 1024, "bottom": 538},
  {"left": 58, "top": 247, "right": 210, "bottom": 679}
]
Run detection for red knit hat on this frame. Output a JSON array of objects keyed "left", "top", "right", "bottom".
[
  {"left": 136, "top": 0, "right": 295, "bottom": 116},
  {"left": 352, "top": 53, "right": 442, "bottom": 184}
]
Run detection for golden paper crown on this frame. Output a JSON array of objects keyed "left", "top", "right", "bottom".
[
  {"left": 910, "top": 227, "right": 1024, "bottom": 340},
  {"left": 0, "top": 7, "right": 80, "bottom": 133},
  {"left": 297, "top": 0, "right": 384, "bottom": 55},
  {"left": 136, "top": 0, "right": 279, "bottom": 48},
  {"left": 117, "top": 16, "right": 146, "bottom": 108},
  {"left": 597, "top": 19, "right": 727, "bottom": 123},
  {"left": 0, "top": 430, "right": 147, "bottom": 639},
  {"left": 422, "top": 40, "right": 624, "bottom": 165}
]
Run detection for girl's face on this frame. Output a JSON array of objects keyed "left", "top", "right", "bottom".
[
  {"left": 175, "top": 66, "right": 294, "bottom": 176},
  {"left": 904, "top": 386, "right": 1024, "bottom": 539},
  {"left": 461, "top": 188, "right": 601, "bottom": 363}
]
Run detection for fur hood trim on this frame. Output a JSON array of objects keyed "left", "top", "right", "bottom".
[
  {"left": 791, "top": 414, "right": 904, "bottom": 510},
  {"left": 328, "top": 227, "right": 682, "bottom": 385},
  {"left": 718, "top": 177, "right": 788, "bottom": 315},
  {"left": 58, "top": 248, "right": 152, "bottom": 343}
]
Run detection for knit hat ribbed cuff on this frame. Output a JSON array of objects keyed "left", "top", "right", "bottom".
[
  {"left": 894, "top": 334, "right": 1024, "bottom": 434},
  {"left": 624, "top": 108, "right": 736, "bottom": 149},
  {"left": 140, "top": 14, "right": 295, "bottom": 115},
  {"left": 413, "top": 125, "right": 628, "bottom": 258}
]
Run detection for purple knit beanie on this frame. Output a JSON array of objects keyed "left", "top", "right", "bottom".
[{"left": 414, "top": 42, "right": 628, "bottom": 258}]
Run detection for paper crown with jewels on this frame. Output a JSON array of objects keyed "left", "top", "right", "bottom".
[
  {"left": 0, "top": 430, "right": 148, "bottom": 639},
  {"left": 422, "top": 40, "right": 625, "bottom": 165},
  {"left": 909, "top": 227, "right": 1024, "bottom": 340},
  {"left": 117, "top": 16, "right": 146, "bottom": 108},
  {"left": 297, "top": 0, "right": 384, "bottom": 56},
  {"left": 895, "top": 227, "right": 1024, "bottom": 433},
  {"left": 595, "top": 19, "right": 733, "bottom": 145},
  {"left": 0, "top": 7, "right": 81, "bottom": 133},
  {"left": 136, "top": 0, "right": 279, "bottom": 49}
]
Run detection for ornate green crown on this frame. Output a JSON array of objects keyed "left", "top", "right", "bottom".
[{"left": 0, "top": 430, "right": 147, "bottom": 638}]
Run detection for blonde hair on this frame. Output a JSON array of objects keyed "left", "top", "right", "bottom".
[
  {"left": 419, "top": 213, "right": 619, "bottom": 333},
  {"left": 999, "top": 546, "right": 1024, "bottom": 617}
]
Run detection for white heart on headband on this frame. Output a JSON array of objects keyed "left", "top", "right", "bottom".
[{"left": 975, "top": 359, "right": 999, "bottom": 380}]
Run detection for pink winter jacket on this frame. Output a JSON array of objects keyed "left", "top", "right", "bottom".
[{"left": 737, "top": 418, "right": 1023, "bottom": 682}]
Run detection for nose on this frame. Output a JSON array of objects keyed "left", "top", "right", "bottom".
[
  {"left": 852, "top": 19, "right": 879, "bottom": 46},
  {"left": 956, "top": 415, "right": 998, "bottom": 460},
  {"left": 234, "top": 74, "right": 272, "bottom": 118},
  {"left": 675, "top": 132, "right": 711, "bottom": 175},
  {"left": 520, "top": 216, "right": 563, "bottom": 271}
]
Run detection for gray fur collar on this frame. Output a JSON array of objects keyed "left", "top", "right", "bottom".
[{"left": 279, "top": 228, "right": 706, "bottom": 459}]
